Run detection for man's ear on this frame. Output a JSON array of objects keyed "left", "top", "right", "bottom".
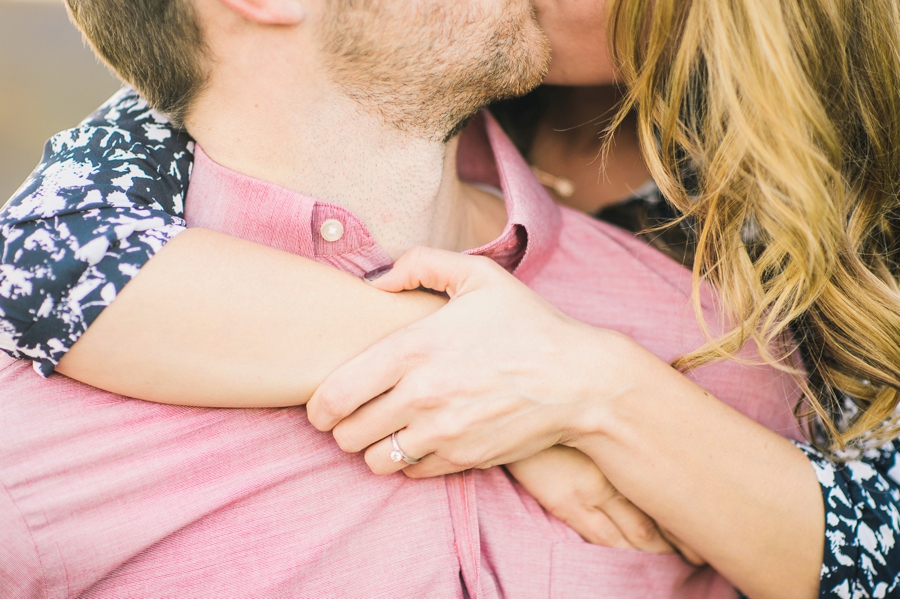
[{"left": 216, "top": 0, "right": 305, "bottom": 25}]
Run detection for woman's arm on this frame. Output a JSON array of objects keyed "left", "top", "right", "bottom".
[
  {"left": 0, "top": 88, "right": 443, "bottom": 404},
  {"left": 0, "top": 88, "right": 195, "bottom": 377},
  {"left": 572, "top": 349, "right": 900, "bottom": 598},
  {"left": 58, "top": 228, "right": 444, "bottom": 405},
  {"left": 566, "top": 337, "right": 823, "bottom": 599},
  {"left": 35, "top": 228, "right": 681, "bottom": 561}
]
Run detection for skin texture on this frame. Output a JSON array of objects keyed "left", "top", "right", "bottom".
[
  {"left": 52, "top": 0, "right": 826, "bottom": 590},
  {"left": 58, "top": 228, "right": 446, "bottom": 406},
  {"left": 320, "top": 0, "right": 550, "bottom": 141},
  {"left": 532, "top": 0, "right": 615, "bottom": 86}
]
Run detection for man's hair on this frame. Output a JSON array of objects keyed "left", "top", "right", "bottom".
[{"left": 66, "top": 0, "right": 206, "bottom": 124}]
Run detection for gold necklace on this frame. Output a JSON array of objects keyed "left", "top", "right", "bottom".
[{"left": 530, "top": 165, "right": 576, "bottom": 199}]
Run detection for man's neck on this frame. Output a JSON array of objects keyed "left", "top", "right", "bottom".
[{"left": 185, "top": 79, "right": 506, "bottom": 258}]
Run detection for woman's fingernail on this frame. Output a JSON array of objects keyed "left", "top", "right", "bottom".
[{"left": 364, "top": 264, "right": 393, "bottom": 281}]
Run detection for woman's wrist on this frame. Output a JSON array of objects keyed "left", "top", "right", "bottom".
[
  {"left": 553, "top": 331, "right": 824, "bottom": 599},
  {"left": 554, "top": 325, "right": 664, "bottom": 448}
]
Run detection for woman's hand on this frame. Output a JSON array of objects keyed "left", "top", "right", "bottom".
[
  {"left": 305, "top": 247, "right": 825, "bottom": 599},
  {"left": 508, "top": 446, "right": 705, "bottom": 565},
  {"left": 508, "top": 446, "right": 671, "bottom": 552},
  {"left": 306, "top": 247, "right": 638, "bottom": 477}
]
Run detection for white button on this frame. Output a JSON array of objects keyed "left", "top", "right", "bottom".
[{"left": 320, "top": 219, "right": 344, "bottom": 242}]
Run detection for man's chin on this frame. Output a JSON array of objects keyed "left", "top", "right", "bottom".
[
  {"left": 322, "top": 0, "right": 550, "bottom": 144},
  {"left": 489, "top": 13, "right": 552, "bottom": 100}
]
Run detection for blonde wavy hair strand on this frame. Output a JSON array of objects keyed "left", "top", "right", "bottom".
[{"left": 606, "top": 0, "right": 900, "bottom": 448}]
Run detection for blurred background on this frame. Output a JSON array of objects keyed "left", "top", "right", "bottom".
[{"left": 0, "top": 0, "right": 121, "bottom": 205}]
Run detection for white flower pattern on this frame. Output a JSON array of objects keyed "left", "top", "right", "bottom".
[
  {"left": 0, "top": 87, "right": 191, "bottom": 375},
  {"left": 1, "top": 88, "right": 898, "bottom": 596}
]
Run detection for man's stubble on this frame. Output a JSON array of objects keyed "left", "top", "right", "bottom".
[{"left": 320, "top": 0, "right": 551, "bottom": 142}]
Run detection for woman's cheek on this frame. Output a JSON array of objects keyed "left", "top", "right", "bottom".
[{"left": 534, "top": 0, "right": 618, "bottom": 85}]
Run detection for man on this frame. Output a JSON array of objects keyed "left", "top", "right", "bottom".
[{"left": 0, "top": 0, "right": 800, "bottom": 596}]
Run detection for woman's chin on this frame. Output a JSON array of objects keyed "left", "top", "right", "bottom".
[{"left": 541, "top": 61, "right": 619, "bottom": 87}]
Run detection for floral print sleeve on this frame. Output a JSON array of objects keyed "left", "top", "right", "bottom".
[
  {"left": 0, "top": 87, "right": 191, "bottom": 376},
  {"left": 795, "top": 439, "right": 900, "bottom": 598}
]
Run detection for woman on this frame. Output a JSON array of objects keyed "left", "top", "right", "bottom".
[{"left": 1, "top": 0, "right": 897, "bottom": 596}]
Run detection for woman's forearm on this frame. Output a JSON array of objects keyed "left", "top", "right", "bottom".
[
  {"left": 56, "top": 228, "right": 445, "bottom": 407},
  {"left": 567, "top": 335, "right": 823, "bottom": 599}
]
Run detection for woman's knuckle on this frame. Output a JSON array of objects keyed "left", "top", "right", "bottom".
[
  {"left": 331, "top": 425, "right": 361, "bottom": 453},
  {"left": 443, "top": 447, "right": 478, "bottom": 469},
  {"left": 474, "top": 253, "right": 498, "bottom": 269},
  {"left": 467, "top": 447, "right": 490, "bottom": 467},
  {"left": 471, "top": 255, "right": 501, "bottom": 277},
  {"left": 405, "top": 246, "right": 431, "bottom": 269},
  {"left": 590, "top": 520, "right": 623, "bottom": 548},
  {"left": 435, "top": 417, "right": 472, "bottom": 445},
  {"left": 573, "top": 485, "right": 602, "bottom": 506},
  {"left": 404, "top": 246, "right": 424, "bottom": 262},
  {"left": 542, "top": 496, "right": 566, "bottom": 516},
  {"left": 364, "top": 451, "right": 393, "bottom": 475},
  {"left": 443, "top": 450, "right": 467, "bottom": 469},
  {"left": 394, "top": 330, "right": 423, "bottom": 355},
  {"left": 316, "top": 389, "right": 350, "bottom": 422},
  {"left": 407, "top": 387, "right": 441, "bottom": 411},
  {"left": 631, "top": 517, "right": 661, "bottom": 545}
]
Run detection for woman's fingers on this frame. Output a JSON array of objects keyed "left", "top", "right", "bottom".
[
  {"left": 660, "top": 528, "right": 707, "bottom": 567},
  {"left": 312, "top": 245, "right": 599, "bottom": 476},
  {"left": 369, "top": 246, "right": 506, "bottom": 297},
  {"left": 558, "top": 505, "right": 635, "bottom": 550},
  {"left": 361, "top": 429, "right": 475, "bottom": 478},
  {"left": 363, "top": 429, "right": 435, "bottom": 475},
  {"left": 330, "top": 379, "right": 441, "bottom": 458},
  {"left": 506, "top": 447, "right": 675, "bottom": 554},
  {"left": 329, "top": 390, "right": 410, "bottom": 454},
  {"left": 309, "top": 249, "right": 490, "bottom": 436},
  {"left": 594, "top": 488, "right": 675, "bottom": 554},
  {"left": 306, "top": 330, "right": 412, "bottom": 431}
]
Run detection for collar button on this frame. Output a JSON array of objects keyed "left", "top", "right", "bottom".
[{"left": 320, "top": 219, "right": 344, "bottom": 242}]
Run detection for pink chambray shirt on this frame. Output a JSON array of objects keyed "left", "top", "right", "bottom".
[{"left": 0, "top": 113, "right": 803, "bottom": 598}]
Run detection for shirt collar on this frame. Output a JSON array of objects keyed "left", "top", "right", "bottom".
[{"left": 185, "top": 110, "right": 561, "bottom": 283}]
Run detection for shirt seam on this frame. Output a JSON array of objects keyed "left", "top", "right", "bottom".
[
  {"left": 0, "top": 475, "right": 49, "bottom": 599},
  {"left": 0, "top": 358, "right": 19, "bottom": 375}
]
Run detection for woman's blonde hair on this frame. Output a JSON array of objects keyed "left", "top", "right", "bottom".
[{"left": 607, "top": 0, "right": 900, "bottom": 448}]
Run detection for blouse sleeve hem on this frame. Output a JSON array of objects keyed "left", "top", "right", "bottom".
[{"left": 6, "top": 223, "right": 187, "bottom": 377}]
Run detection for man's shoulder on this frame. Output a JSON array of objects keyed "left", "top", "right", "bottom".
[
  {"left": 542, "top": 205, "right": 691, "bottom": 282},
  {"left": 0, "top": 356, "right": 128, "bottom": 421},
  {"left": 526, "top": 205, "right": 699, "bottom": 323},
  {"left": 0, "top": 358, "right": 460, "bottom": 598}
]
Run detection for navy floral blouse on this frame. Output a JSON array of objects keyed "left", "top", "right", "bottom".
[{"left": 1, "top": 87, "right": 899, "bottom": 597}]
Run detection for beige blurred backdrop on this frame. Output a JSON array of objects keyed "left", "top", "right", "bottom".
[{"left": 0, "top": 0, "right": 121, "bottom": 205}]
